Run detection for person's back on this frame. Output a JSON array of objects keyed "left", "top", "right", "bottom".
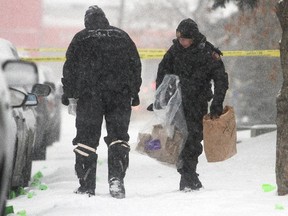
[
  {"left": 61, "top": 5, "right": 142, "bottom": 198},
  {"left": 63, "top": 7, "right": 141, "bottom": 99}
]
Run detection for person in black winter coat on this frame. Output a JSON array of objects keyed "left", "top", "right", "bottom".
[
  {"left": 148, "top": 18, "right": 228, "bottom": 191},
  {"left": 61, "top": 5, "right": 142, "bottom": 198}
]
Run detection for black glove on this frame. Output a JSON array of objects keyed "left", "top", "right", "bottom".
[
  {"left": 131, "top": 95, "right": 140, "bottom": 106},
  {"left": 210, "top": 102, "right": 223, "bottom": 119},
  {"left": 61, "top": 94, "right": 69, "bottom": 106},
  {"left": 147, "top": 103, "right": 153, "bottom": 111}
]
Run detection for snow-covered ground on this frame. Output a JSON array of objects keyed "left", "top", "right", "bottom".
[{"left": 7, "top": 108, "right": 288, "bottom": 216}]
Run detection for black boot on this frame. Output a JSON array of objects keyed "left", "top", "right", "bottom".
[
  {"left": 179, "top": 172, "right": 203, "bottom": 191},
  {"left": 109, "top": 177, "right": 125, "bottom": 199},
  {"left": 74, "top": 178, "right": 88, "bottom": 194},
  {"left": 74, "top": 144, "right": 97, "bottom": 197},
  {"left": 74, "top": 170, "right": 96, "bottom": 197},
  {"left": 108, "top": 140, "right": 130, "bottom": 199}
]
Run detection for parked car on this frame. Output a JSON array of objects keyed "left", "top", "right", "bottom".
[
  {"left": 32, "top": 65, "right": 62, "bottom": 160},
  {"left": 0, "top": 38, "right": 19, "bottom": 60},
  {"left": 0, "top": 62, "right": 17, "bottom": 216},
  {"left": 38, "top": 65, "right": 62, "bottom": 142},
  {"left": 2, "top": 60, "right": 51, "bottom": 187},
  {"left": 3, "top": 60, "right": 51, "bottom": 177},
  {"left": 0, "top": 38, "right": 56, "bottom": 161},
  {"left": 9, "top": 87, "right": 38, "bottom": 188},
  {"left": 0, "top": 59, "right": 50, "bottom": 216}
]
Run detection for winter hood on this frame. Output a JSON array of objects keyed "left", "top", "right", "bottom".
[{"left": 84, "top": 5, "right": 110, "bottom": 30}]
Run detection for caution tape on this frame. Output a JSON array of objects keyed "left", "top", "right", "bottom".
[
  {"left": 222, "top": 50, "right": 279, "bottom": 57},
  {"left": 21, "top": 57, "right": 66, "bottom": 62},
  {"left": 18, "top": 48, "right": 67, "bottom": 52},
  {"left": 19, "top": 48, "right": 280, "bottom": 62},
  {"left": 138, "top": 49, "right": 167, "bottom": 59}
]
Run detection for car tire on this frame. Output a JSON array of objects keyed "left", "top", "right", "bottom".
[
  {"left": 33, "top": 144, "right": 47, "bottom": 161},
  {"left": 33, "top": 136, "right": 47, "bottom": 160},
  {"left": 33, "top": 126, "right": 47, "bottom": 161},
  {"left": 0, "top": 155, "right": 13, "bottom": 216},
  {"left": 22, "top": 136, "right": 33, "bottom": 187},
  {"left": 0, "top": 157, "right": 7, "bottom": 216}
]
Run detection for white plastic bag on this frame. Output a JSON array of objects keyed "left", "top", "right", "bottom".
[
  {"left": 136, "top": 75, "right": 188, "bottom": 165},
  {"left": 153, "top": 74, "right": 188, "bottom": 141}
]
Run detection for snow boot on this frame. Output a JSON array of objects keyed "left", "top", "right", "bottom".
[
  {"left": 74, "top": 179, "right": 87, "bottom": 194},
  {"left": 74, "top": 179, "right": 95, "bottom": 197},
  {"left": 109, "top": 177, "right": 125, "bottom": 199},
  {"left": 179, "top": 172, "right": 203, "bottom": 191},
  {"left": 108, "top": 140, "right": 130, "bottom": 199},
  {"left": 74, "top": 143, "right": 98, "bottom": 197}
]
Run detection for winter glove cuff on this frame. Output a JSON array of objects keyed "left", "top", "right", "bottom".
[
  {"left": 210, "top": 102, "right": 223, "bottom": 119},
  {"left": 61, "top": 94, "right": 69, "bottom": 106},
  {"left": 131, "top": 95, "right": 140, "bottom": 106},
  {"left": 147, "top": 103, "right": 153, "bottom": 111}
]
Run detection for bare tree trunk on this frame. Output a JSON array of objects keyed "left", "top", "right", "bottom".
[{"left": 276, "top": 0, "right": 288, "bottom": 196}]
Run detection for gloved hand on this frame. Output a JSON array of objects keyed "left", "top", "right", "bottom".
[
  {"left": 131, "top": 95, "right": 140, "bottom": 106},
  {"left": 147, "top": 103, "right": 153, "bottom": 111},
  {"left": 210, "top": 102, "right": 223, "bottom": 119},
  {"left": 61, "top": 94, "right": 69, "bottom": 106}
]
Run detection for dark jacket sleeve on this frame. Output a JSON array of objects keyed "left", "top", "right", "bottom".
[
  {"left": 62, "top": 35, "right": 80, "bottom": 98},
  {"left": 127, "top": 37, "right": 142, "bottom": 97},
  {"left": 156, "top": 47, "right": 174, "bottom": 89},
  {"left": 209, "top": 52, "right": 229, "bottom": 105}
]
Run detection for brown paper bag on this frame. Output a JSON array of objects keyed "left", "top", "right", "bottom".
[
  {"left": 203, "top": 106, "right": 237, "bottom": 162},
  {"left": 164, "top": 129, "right": 183, "bottom": 164},
  {"left": 136, "top": 124, "right": 184, "bottom": 164}
]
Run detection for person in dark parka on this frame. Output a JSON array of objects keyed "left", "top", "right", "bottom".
[
  {"left": 61, "top": 5, "right": 142, "bottom": 198},
  {"left": 149, "top": 18, "right": 228, "bottom": 191}
]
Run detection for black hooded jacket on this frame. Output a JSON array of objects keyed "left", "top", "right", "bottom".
[
  {"left": 62, "top": 13, "right": 142, "bottom": 99},
  {"left": 156, "top": 33, "right": 228, "bottom": 111}
]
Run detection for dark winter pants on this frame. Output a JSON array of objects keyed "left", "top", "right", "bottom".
[
  {"left": 178, "top": 99, "right": 208, "bottom": 175},
  {"left": 73, "top": 91, "right": 132, "bottom": 148},
  {"left": 72, "top": 91, "right": 132, "bottom": 188}
]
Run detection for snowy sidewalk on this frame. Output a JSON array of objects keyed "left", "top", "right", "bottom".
[{"left": 7, "top": 109, "right": 288, "bottom": 216}]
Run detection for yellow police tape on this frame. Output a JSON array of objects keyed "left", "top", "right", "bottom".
[
  {"left": 18, "top": 48, "right": 280, "bottom": 62},
  {"left": 21, "top": 57, "right": 66, "bottom": 62},
  {"left": 223, "top": 50, "right": 279, "bottom": 57}
]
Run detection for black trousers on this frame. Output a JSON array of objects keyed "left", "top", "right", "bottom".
[
  {"left": 73, "top": 91, "right": 132, "bottom": 149},
  {"left": 178, "top": 98, "right": 208, "bottom": 174}
]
